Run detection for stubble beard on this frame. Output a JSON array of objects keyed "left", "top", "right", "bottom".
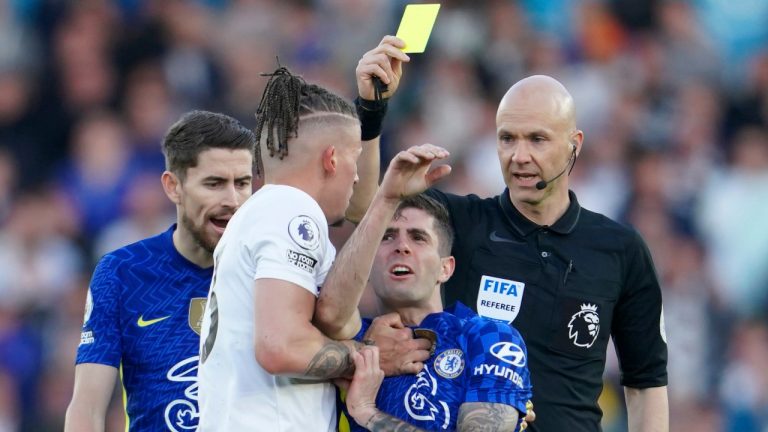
[{"left": 181, "top": 212, "right": 217, "bottom": 254}]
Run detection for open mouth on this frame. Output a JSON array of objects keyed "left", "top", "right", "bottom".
[
  {"left": 390, "top": 265, "right": 414, "bottom": 277},
  {"left": 514, "top": 173, "right": 538, "bottom": 181},
  {"left": 513, "top": 173, "right": 540, "bottom": 186},
  {"left": 210, "top": 216, "right": 231, "bottom": 232}
]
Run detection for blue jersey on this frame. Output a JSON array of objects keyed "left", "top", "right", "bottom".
[
  {"left": 346, "top": 304, "right": 532, "bottom": 431},
  {"left": 76, "top": 225, "right": 212, "bottom": 431}
]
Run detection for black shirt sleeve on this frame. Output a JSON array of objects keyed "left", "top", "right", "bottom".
[{"left": 612, "top": 229, "right": 668, "bottom": 388}]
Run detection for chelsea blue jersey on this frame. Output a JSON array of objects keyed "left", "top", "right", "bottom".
[
  {"left": 76, "top": 225, "right": 212, "bottom": 431},
  {"left": 345, "top": 303, "right": 532, "bottom": 431}
]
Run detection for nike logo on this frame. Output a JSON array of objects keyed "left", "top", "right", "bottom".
[
  {"left": 137, "top": 315, "right": 171, "bottom": 327},
  {"left": 489, "top": 231, "right": 525, "bottom": 244}
]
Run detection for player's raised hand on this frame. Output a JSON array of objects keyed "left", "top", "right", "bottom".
[
  {"left": 379, "top": 144, "right": 451, "bottom": 202},
  {"left": 356, "top": 35, "right": 410, "bottom": 100}
]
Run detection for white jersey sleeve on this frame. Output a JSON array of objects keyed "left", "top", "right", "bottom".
[
  {"left": 245, "top": 191, "right": 335, "bottom": 296},
  {"left": 242, "top": 186, "right": 336, "bottom": 296}
]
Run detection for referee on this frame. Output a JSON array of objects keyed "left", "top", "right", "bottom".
[{"left": 424, "top": 75, "right": 669, "bottom": 431}]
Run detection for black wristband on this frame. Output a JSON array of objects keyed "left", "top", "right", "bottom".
[{"left": 355, "top": 97, "right": 388, "bottom": 141}]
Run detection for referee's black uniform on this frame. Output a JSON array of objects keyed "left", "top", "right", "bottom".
[{"left": 427, "top": 188, "right": 668, "bottom": 432}]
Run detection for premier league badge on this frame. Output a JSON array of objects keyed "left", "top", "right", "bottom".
[
  {"left": 568, "top": 303, "right": 600, "bottom": 348},
  {"left": 288, "top": 215, "right": 320, "bottom": 250}
]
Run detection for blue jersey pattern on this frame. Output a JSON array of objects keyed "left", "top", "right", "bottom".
[
  {"left": 76, "top": 225, "right": 212, "bottom": 431},
  {"left": 347, "top": 303, "right": 532, "bottom": 431}
]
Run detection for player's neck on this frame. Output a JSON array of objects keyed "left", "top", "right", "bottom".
[
  {"left": 386, "top": 298, "right": 443, "bottom": 327},
  {"left": 266, "top": 172, "right": 325, "bottom": 211},
  {"left": 172, "top": 227, "right": 213, "bottom": 269}
]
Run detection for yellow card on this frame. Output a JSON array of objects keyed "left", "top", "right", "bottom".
[{"left": 395, "top": 4, "right": 440, "bottom": 53}]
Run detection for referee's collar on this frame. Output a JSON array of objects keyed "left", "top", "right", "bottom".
[{"left": 498, "top": 189, "right": 581, "bottom": 236}]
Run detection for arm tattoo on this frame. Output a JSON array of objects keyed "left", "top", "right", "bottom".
[
  {"left": 304, "top": 341, "right": 355, "bottom": 379},
  {"left": 365, "top": 411, "right": 427, "bottom": 432},
  {"left": 458, "top": 402, "right": 519, "bottom": 431}
]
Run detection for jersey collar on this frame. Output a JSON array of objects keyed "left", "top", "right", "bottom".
[
  {"left": 498, "top": 189, "right": 582, "bottom": 236},
  {"left": 166, "top": 223, "right": 215, "bottom": 273}
]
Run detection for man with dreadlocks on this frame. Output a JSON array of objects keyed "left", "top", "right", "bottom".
[{"left": 197, "top": 37, "right": 452, "bottom": 431}]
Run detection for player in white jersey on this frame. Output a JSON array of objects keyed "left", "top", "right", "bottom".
[
  {"left": 198, "top": 39, "right": 451, "bottom": 431},
  {"left": 199, "top": 185, "right": 338, "bottom": 430}
]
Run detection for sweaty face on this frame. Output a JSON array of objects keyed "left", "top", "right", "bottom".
[
  {"left": 370, "top": 208, "right": 450, "bottom": 308},
  {"left": 496, "top": 89, "right": 576, "bottom": 206},
  {"left": 177, "top": 148, "right": 254, "bottom": 253}
]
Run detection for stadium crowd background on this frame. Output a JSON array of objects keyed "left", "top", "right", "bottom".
[{"left": 0, "top": 0, "right": 767, "bottom": 431}]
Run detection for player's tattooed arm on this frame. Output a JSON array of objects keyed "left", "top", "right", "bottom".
[
  {"left": 361, "top": 410, "right": 427, "bottom": 432},
  {"left": 347, "top": 347, "right": 427, "bottom": 431},
  {"left": 457, "top": 402, "right": 519, "bottom": 431},
  {"left": 303, "top": 340, "right": 363, "bottom": 379},
  {"left": 254, "top": 278, "right": 367, "bottom": 379}
]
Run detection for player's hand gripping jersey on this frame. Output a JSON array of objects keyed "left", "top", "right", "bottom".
[{"left": 343, "top": 303, "right": 532, "bottom": 431}]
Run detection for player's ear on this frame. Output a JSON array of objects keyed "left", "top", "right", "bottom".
[
  {"left": 438, "top": 256, "right": 455, "bottom": 283},
  {"left": 161, "top": 171, "right": 182, "bottom": 205},
  {"left": 322, "top": 145, "right": 337, "bottom": 175}
]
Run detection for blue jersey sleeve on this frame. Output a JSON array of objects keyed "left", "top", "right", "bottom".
[
  {"left": 352, "top": 319, "right": 371, "bottom": 342},
  {"left": 461, "top": 317, "right": 532, "bottom": 414},
  {"left": 75, "top": 254, "right": 122, "bottom": 367}
]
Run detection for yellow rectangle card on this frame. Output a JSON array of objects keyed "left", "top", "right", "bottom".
[{"left": 395, "top": 4, "right": 441, "bottom": 53}]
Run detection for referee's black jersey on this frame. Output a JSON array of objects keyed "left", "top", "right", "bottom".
[{"left": 426, "top": 188, "right": 668, "bottom": 432}]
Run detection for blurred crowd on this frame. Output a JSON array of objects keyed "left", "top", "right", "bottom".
[{"left": 0, "top": 0, "right": 767, "bottom": 431}]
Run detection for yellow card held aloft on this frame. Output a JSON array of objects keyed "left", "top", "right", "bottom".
[{"left": 395, "top": 4, "right": 440, "bottom": 53}]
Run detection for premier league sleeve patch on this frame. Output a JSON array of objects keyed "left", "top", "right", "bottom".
[
  {"left": 83, "top": 288, "right": 94, "bottom": 325},
  {"left": 79, "top": 289, "right": 95, "bottom": 346},
  {"left": 287, "top": 215, "right": 321, "bottom": 250}
]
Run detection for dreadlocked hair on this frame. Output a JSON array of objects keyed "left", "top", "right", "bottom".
[{"left": 253, "top": 66, "right": 357, "bottom": 176}]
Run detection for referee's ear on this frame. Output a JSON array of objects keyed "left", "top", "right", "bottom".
[
  {"left": 570, "top": 129, "right": 584, "bottom": 157},
  {"left": 438, "top": 256, "right": 455, "bottom": 284}
]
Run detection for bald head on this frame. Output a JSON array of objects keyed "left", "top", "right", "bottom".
[
  {"left": 498, "top": 75, "right": 577, "bottom": 130},
  {"left": 494, "top": 75, "right": 584, "bottom": 213}
]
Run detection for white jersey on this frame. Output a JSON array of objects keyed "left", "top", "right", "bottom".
[{"left": 198, "top": 185, "right": 337, "bottom": 431}]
